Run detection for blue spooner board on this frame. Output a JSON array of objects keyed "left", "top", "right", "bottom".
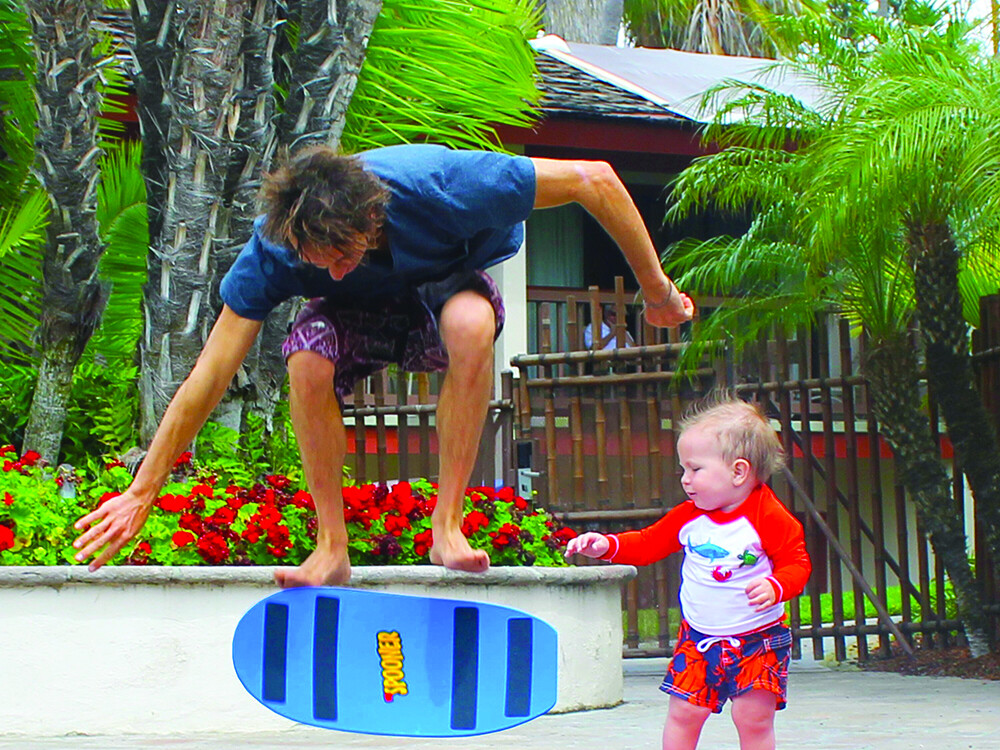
[{"left": 232, "top": 586, "right": 558, "bottom": 737}]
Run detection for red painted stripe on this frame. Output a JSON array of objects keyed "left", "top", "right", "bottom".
[{"left": 345, "top": 427, "right": 953, "bottom": 460}]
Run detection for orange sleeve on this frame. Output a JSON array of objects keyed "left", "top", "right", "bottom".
[
  {"left": 755, "top": 492, "right": 812, "bottom": 602},
  {"left": 599, "top": 502, "right": 695, "bottom": 567}
]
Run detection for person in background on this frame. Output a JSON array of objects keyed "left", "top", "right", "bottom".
[{"left": 583, "top": 303, "right": 636, "bottom": 350}]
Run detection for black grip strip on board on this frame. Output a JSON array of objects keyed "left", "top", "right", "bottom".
[
  {"left": 504, "top": 618, "right": 533, "bottom": 717},
  {"left": 262, "top": 602, "right": 289, "bottom": 702},
  {"left": 450, "top": 606, "right": 480, "bottom": 730},
  {"left": 312, "top": 596, "right": 340, "bottom": 721}
]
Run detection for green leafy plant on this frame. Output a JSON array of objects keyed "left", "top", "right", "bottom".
[
  {"left": 195, "top": 411, "right": 303, "bottom": 491},
  {"left": 0, "top": 446, "right": 84, "bottom": 564},
  {"left": 0, "top": 446, "right": 576, "bottom": 568},
  {"left": 0, "top": 360, "right": 139, "bottom": 468}
]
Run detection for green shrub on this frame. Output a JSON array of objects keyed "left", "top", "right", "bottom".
[
  {"left": 0, "top": 447, "right": 83, "bottom": 564},
  {"left": 0, "top": 360, "right": 139, "bottom": 467}
]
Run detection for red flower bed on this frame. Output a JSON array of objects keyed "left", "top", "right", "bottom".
[{"left": 0, "top": 445, "right": 576, "bottom": 567}]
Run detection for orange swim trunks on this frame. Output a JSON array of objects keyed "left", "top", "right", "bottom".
[{"left": 660, "top": 620, "right": 792, "bottom": 713}]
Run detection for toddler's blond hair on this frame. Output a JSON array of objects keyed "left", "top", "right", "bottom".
[{"left": 678, "top": 393, "right": 785, "bottom": 481}]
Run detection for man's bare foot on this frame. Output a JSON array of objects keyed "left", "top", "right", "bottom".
[
  {"left": 274, "top": 546, "right": 352, "bottom": 588},
  {"left": 429, "top": 527, "right": 490, "bottom": 573}
]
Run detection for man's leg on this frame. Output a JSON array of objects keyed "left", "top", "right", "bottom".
[
  {"left": 274, "top": 350, "right": 352, "bottom": 588},
  {"left": 428, "top": 289, "right": 495, "bottom": 573}
]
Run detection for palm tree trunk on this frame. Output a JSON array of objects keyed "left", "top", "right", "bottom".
[
  {"left": 706, "top": 0, "right": 723, "bottom": 54},
  {"left": 276, "top": 0, "right": 383, "bottom": 151},
  {"left": 133, "top": 1, "right": 383, "bottom": 443},
  {"left": 220, "top": 0, "right": 387, "bottom": 432},
  {"left": 240, "top": 0, "right": 384, "bottom": 435},
  {"left": 908, "top": 221, "right": 1000, "bottom": 588},
  {"left": 863, "top": 337, "right": 993, "bottom": 656},
  {"left": 128, "top": 0, "right": 175, "bottom": 246},
  {"left": 133, "top": 0, "right": 273, "bottom": 443},
  {"left": 22, "top": 0, "right": 109, "bottom": 463},
  {"left": 212, "top": 0, "right": 283, "bottom": 432},
  {"left": 542, "top": 0, "right": 623, "bottom": 45}
]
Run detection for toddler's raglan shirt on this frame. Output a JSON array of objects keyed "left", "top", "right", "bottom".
[{"left": 601, "top": 484, "right": 811, "bottom": 636}]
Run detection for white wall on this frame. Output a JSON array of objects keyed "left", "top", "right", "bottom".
[
  {"left": 489, "top": 245, "right": 528, "bottom": 391},
  {"left": 0, "top": 565, "right": 633, "bottom": 736}
]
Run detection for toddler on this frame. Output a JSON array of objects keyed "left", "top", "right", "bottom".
[{"left": 567, "top": 396, "right": 811, "bottom": 750}]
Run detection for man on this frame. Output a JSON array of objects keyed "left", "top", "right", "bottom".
[
  {"left": 584, "top": 304, "right": 636, "bottom": 350},
  {"left": 73, "top": 144, "right": 694, "bottom": 587}
]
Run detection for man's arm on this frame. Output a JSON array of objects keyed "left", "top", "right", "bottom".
[
  {"left": 73, "top": 305, "right": 264, "bottom": 570},
  {"left": 598, "top": 324, "right": 617, "bottom": 349},
  {"left": 530, "top": 158, "right": 694, "bottom": 327}
]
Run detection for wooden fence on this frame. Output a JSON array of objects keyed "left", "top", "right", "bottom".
[
  {"left": 340, "top": 368, "right": 517, "bottom": 490},
  {"left": 511, "top": 286, "right": 1000, "bottom": 660},
  {"left": 341, "top": 285, "right": 1000, "bottom": 661}
]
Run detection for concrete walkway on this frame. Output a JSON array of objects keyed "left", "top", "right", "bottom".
[{"left": 4, "top": 659, "right": 999, "bottom": 749}]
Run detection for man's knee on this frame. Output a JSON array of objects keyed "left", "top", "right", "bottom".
[
  {"left": 287, "top": 351, "right": 336, "bottom": 394},
  {"left": 439, "top": 291, "right": 496, "bottom": 354}
]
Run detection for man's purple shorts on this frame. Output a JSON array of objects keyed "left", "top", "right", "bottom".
[{"left": 281, "top": 269, "right": 505, "bottom": 404}]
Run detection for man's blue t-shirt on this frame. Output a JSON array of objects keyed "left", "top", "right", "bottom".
[{"left": 220, "top": 144, "right": 536, "bottom": 320}]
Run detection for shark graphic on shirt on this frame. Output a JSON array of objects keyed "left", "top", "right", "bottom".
[{"left": 686, "top": 538, "right": 730, "bottom": 561}]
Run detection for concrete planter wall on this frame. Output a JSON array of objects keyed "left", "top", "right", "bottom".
[{"left": 0, "top": 564, "right": 635, "bottom": 736}]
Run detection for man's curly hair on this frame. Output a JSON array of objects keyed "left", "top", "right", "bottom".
[{"left": 259, "top": 146, "right": 390, "bottom": 262}]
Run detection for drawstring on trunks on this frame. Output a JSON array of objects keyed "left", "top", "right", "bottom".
[{"left": 695, "top": 635, "right": 741, "bottom": 653}]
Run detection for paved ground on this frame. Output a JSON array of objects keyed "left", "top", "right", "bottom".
[{"left": 4, "top": 658, "right": 999, "bottom": 749}]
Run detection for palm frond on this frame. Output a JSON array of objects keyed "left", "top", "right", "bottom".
[
  {"left": 666, "top": 147, "right": 794, "bottom": 221},
  {"left": 0, "top": 0, "right": 32, "bottom": 69},
  {"left": 0, "top": 190, "right": 47, "bottom": 361},
  {"left": 957, "top": 238, "right": 1000, "bottom": 327},
  {"left": 836, "top": 231, "right": 916, "bottom": 340},
  {"left": 95, "top": 141, "right": 146, "bottom": 234},
  {"left": 663, "top": 11, "right": 1000, "bottom": 395},
  {"left": 0, "top": 0, "right": 36, "bottom": 205},
  {"left": 623, "top": 0, "right": 699, "bottom": 48},
  {"left": 802, "top": 46, "right": 1000, "bottom": 250},
  {"left": 698, "top": 77, "right": 826, "bottom": 142},
  {"left": 668, "top": 233, "right": 807, "bottom": 295},
  {"left": 676, "top": 291, "right": 830, "bottom": 377},
  {"left": 743, "top": 0, "right": 825, "bottom": 56},
  {"left": 86, "top": 142, "right": 148, "bottom": 363},
  {"left": 674, "top": 0, "right": 813, "bottom": 56},
  {"left": 93, "top": 27, "right": 133, "bottom": 144},
  {"left": 340, "top": 0, "right": 541, "bottom": 153}
]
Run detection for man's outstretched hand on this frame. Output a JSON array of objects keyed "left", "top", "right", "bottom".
[
  {"left": 73, "top": 490, "right": 153, "bottom": 571},
  {"left": 643, "top": 289, "right": 695, "bottom": 329}
]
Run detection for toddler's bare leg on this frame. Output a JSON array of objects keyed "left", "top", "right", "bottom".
[
  {"left": 731, "top": 689, "right": 777, "bottom": 750},
  {"left": 663, "top": 695, "right": 712, "bottom": 750}
]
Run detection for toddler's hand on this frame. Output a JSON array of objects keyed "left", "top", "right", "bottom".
[
  {"left": 565, "top": 532, "right": 610, "bottom": 559},
  {"left": 745, "top": 577, "right": 777, "bottom": 611}
]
